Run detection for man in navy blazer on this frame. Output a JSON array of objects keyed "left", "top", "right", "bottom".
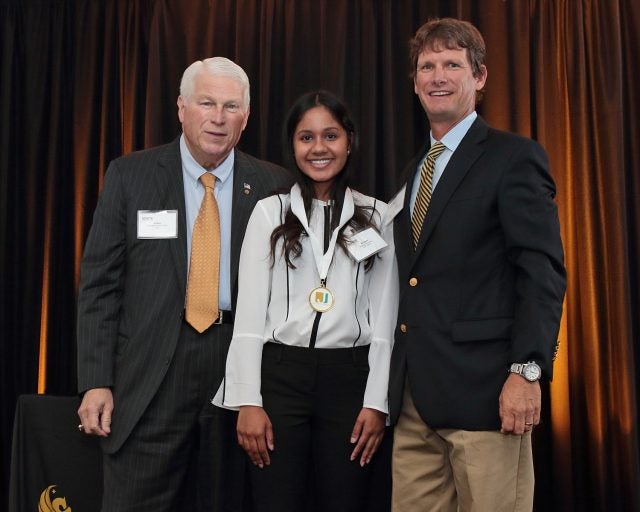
[
  {"left": 388, "top": 19, "right": 566, "bottom": 511},
  {"left": 76, "top": 57, "right": 291, "bottom": 511}
]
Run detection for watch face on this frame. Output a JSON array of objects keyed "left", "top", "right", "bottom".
[{"left": 524, "top": 363, "right": 541, "bottom": 381}]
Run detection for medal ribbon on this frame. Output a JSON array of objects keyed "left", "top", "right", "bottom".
[{"left": 289, "top": 184, "right": 354, "bottom": 282}]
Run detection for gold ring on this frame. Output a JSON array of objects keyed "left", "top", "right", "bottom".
[
  {"left": 78, "top": 424, "right": 84, "bottom": 431},
  {"left": 525, "top": 422, "right": 533, "bottom": 426}
]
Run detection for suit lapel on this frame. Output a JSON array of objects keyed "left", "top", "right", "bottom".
[
  {"left": 392, "top": 145, "right": 424, "bottom": 279},
  {"left": 154, "top": 139, "right": 188, "bottom": 294},
  {"left": 230, "top": 150, "right": 260, "bottom": 299},
  {"left": 389, "top": 154, "right": 420, "bottom": 291},
  {"left": 412, "top": 118, "right": 488, "bottom": 261},
  {"left": 394, "top": 182, "right": 415, "bottom": 277}
]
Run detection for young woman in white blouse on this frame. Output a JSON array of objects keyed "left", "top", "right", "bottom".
[{"left": 214, "top": 90, "right": 398, "bottom": 511}]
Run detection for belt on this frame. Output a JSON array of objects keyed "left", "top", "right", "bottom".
[
  {"left": 214, "top": 310, "right": 234, "bottom": 324},
  {"left": 183, "top": 310, "right": 234, "bottom": 326}
]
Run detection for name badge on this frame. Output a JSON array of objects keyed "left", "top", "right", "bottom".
[
  {"left": 347, "top": 227, "right": 387, "bottom": 262},
  {"left": 137, "top": 210, "right": 178, "bottom": 239}
]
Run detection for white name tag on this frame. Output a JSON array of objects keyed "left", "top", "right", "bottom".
[
  {"left": 347, "top": 227, "right": 388, "bottom": 262},
  {"left": 137, "top": 210, "right": 178, "bottom": 239}
]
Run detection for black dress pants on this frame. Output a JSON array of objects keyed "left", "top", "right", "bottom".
[
  {"left": 249, "top": 342, "right": 373, "bottom": 512},
  {"left": 101, "top": 321, "right": 248, "bottom": 512}
]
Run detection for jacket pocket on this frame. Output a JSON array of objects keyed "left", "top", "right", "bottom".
[
  {"left": 115, "top": 333, "right": 130, "bottom": 355},
  {"left": 451, "top": 317, "right": 513, "bottom": 342}
]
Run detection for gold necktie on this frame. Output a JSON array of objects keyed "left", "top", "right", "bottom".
[
  {"left": 411, "top": 142, "right": 445, "bottom": 248},
  {"left": 185, "top": 173, "right": 220, "bottom": 333}
]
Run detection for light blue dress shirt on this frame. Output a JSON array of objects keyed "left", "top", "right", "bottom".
[
  {"left": 180, "top": 134, "right": 233, "bottom": 311},
  {"left": 409, "top": 111, "right": 477, "bottom": 216}
]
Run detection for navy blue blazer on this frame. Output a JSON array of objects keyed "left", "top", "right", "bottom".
[{"left": 389, "top": 116, "right": 566, "bottom": 430}]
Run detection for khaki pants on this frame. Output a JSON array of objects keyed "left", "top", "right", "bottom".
[{"left": 392, "top": 383, "right": 534, "bottom": 512}]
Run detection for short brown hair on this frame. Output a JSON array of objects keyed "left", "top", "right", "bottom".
[{"left": 409, "top": 18, "right": 486, "bottom": 99}]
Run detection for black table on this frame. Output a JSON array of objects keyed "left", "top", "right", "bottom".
[{"left": 9, "top": 395, "right": 103, "bottom": 511}]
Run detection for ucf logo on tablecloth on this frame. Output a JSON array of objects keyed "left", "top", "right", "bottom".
[{"left": 38, "top": 485, "right": 72, "bottom": 511}]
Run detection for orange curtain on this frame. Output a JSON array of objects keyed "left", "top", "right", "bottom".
[
  {"left": 535, "top": 1, "right": 640, "bottom": 509},
  {"left": 1, "top": 0, "right": 638, "bottom": 508}
]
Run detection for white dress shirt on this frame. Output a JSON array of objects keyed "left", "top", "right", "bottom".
[{"left": 213, "top": 184, "right": 399, "bottom": 414}]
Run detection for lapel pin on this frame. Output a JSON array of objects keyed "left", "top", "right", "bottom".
[{"left": 243, "top": 182, "right": 251, "bottom": 195}]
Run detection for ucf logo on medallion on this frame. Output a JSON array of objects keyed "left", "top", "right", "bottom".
[{"left": 309, "top": 286, "right": 334, "bottom": 313}]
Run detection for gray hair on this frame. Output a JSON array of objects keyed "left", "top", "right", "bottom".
[{"left": 179, "top": 57, "right": 250, "bottom": 107}]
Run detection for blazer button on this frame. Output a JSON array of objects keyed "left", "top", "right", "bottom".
[
  {"left": 409, "top": 277, "right": 418, "bottom": 287},
  {"left": 400, "top": 324, "right": 407, "bottom": 333}
]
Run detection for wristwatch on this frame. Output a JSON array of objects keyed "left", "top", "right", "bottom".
[{"left": 509, "top": 361, "right": 542, "bottom": 382}]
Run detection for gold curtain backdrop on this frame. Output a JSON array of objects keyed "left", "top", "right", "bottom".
[{"left": 1, "top": 1, "right": 638, "bottom": 509}]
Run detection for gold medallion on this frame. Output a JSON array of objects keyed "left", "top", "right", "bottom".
[{"left": 309, "top": 286, "right": 334, "bottom": 313}]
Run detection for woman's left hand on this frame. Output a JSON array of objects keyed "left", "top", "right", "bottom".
[{"left": 349, "top": 407, "right": 386, "bottom": 467}]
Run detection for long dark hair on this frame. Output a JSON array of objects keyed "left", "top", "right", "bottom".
[{"left": 270, "top": 90, "right": 378, "bottom": 269}]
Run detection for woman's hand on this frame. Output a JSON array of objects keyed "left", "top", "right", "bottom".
[
  {"left": 237, "top": 406, "right": 274, "bottom": 468},
  {"left": 349, "top": 407, "right": 386, "bottom": 467}
]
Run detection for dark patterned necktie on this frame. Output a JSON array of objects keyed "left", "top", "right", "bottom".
[{"left": 411, "top": 142, "right": 445, "bottom": 248}]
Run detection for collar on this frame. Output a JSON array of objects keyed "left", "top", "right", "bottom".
[
  {"left": 432, "top": 111, "right": 477, "bottom": 150},
  {"left": 179, "top": 134, "right": 235, "bottom": 187}
]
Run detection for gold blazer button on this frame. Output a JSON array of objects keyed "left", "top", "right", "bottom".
[{"left": 409, "top": 277, "right": 418, "bottom": 287}]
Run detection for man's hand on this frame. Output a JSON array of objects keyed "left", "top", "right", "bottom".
[
  {"left": 77, "top": 387, "right": 114, "bottom": 437},
  {"left": 350, "top": 407, "right": 386, "bottom": 467},
  {"left": 499, "top": 373, "right": 541, "bottom": 435},
  {"left": 237, "top": 406, "right": 274, "bottom": 468}
]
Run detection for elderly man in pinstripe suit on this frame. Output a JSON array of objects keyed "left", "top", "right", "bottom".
[{"left": 76, "top": 57, "right": 291, "bottom": 512}]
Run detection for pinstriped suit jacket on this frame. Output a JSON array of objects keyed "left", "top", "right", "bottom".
[{"left": 76, "top": 138, "right": 291, "bottom": 453}]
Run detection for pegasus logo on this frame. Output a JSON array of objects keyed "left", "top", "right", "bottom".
[{"left": 38, "top": 485, "right": 72, "bottom": 512}]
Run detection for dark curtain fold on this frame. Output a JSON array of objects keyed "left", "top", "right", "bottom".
[{"left": 1, "top": 0, "right": 638, "bottom": 509}]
